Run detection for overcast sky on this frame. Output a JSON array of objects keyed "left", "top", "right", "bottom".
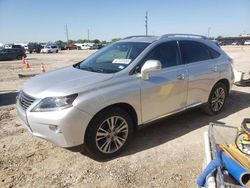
[{"left": 0, "top": 0, "right": 249, "bottom": 43}]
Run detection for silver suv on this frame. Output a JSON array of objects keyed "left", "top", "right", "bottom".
[{"left": 16, "top": 34, "right": 234, "bottom": 158}]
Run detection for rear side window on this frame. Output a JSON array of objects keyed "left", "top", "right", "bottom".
[
  {"left": 145, "top": 41, "right": 180, "bottom": 68},
  {"left": 208, "top": 47, "right": 220, "bottom": 59},
  {"left": 179, "top": 41, "right": 211, "bottom": 64}
]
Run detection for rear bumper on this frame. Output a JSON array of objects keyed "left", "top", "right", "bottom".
[{"left": 16, "top": 100, "right": 92, "bottom": 148}]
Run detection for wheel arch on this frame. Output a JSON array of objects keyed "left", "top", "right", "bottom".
[
  {"left": 215, "top": 78, "right": 230, "bottom": 96},
  {"left": 84, "top": 103, "right": 138, "bottom": 142}
]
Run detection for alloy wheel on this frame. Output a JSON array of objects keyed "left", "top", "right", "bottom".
[
  {"left": 211, "top": 87, "right": 225, "bottom": 112},
  {"left": 95, "top": 116, "right": 129, "bottom": 154}
]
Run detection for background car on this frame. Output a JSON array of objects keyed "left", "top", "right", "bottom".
[
  {"left": 0, "top": 48, "right": 26, "bottom": 60},
  {"left": 81, "top": 44, "right": 91, "bottom": 50},
  {"left": 244, "top": 40, "right": 250, "bottom": 45},
  {"left": 90, "top": 44, "right": 103, "bottom": 50},
  {"left": 3, "top": 44, "right": 25, "bottom": 53},
  {"left": 27, "top": 43, "right": 43, "bottom": 53},
  {"left": 66, "top": 44, "right": 79, "bottom": 50},
  {"left": 41, "top": 45, "right": 59, "bottom": 53}
]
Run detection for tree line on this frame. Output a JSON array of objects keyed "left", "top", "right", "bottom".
[{"left": 55, "top": 38, "right": 121, "bottom": 48}]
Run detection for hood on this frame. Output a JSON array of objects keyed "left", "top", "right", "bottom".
[{"left": 22, "top": 66, "right": 114, "bottom": 98}]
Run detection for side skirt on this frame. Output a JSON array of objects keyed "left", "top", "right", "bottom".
[{"left": 137, "top": 102, "right": 203, "bottom": 129}]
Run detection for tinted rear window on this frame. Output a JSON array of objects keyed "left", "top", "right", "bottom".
[
  {"left": 179, "top": 41, "right": 211, "bottom": 64},
  {"left": 208, "top": 47, "right": 220, "bottom": 59}
]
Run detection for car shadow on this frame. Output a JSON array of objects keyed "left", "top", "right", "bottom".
[
  {"left": 0, "top": 91, "right": 18, "bottom": 106},
  {"left": 81, "top": 89, "right": 250, "bottom": 161},
  {"left": 26, "top": 58, "right": 38, "bottom": 60}
]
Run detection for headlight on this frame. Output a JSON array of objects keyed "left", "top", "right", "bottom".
[{"left": 32, "top": 94, "right": 78, "bottom": 112}]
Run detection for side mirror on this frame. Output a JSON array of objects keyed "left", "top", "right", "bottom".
[{"left": 140, "top": 60, "right": 162, "bottom": 80}]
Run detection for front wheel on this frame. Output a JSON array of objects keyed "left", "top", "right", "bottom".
[
  {"left": 85, "top": 108, "right": 133, "bottom": 159},
  {"left": 203, "top": 82, "right": 227, "bottom": 115}
]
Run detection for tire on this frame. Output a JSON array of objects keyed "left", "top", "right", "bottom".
[
  {"left": 56, "top": 50, "right": 58, "bottom": 53},
  {"left": 203, "top": 82, "right": 227, "bottom": 115},
  {"left": 235, "top": 132, "right": 250, "bottom": 156},
  {"left": 85, "top": 107, "right": 133, "bottom": 159},
  {"left": 16, "top": 55, "right": 22, "bottom": 60}
]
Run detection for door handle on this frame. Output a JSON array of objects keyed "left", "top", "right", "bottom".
[{"left": 177, "top": 74, "right": 185, "bottom": 80}]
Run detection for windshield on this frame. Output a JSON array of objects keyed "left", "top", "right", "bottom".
[{"left": 77, "top": 42, "right": 149, "bottom": 73}]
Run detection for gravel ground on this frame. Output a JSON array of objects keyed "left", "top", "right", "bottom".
[{"left": 0, "top": 46, "right": 250, "bottom": 188}]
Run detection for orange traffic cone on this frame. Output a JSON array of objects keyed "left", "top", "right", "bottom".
[
  {"left": 21, "top": 57, "right": 25, "bottom": 64},
  {"left": 24, "top": 58, "right": 29, "bottom": 64},
  {"left": 40, "top": 64, "right": 46, "bottom": 73},
  {"left": 25, "top": 62, "right": 30, "bottom": 69}
]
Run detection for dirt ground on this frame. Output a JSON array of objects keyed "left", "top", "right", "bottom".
[{"left": 0, "top": 46, "right": 250, "bottom": 188}]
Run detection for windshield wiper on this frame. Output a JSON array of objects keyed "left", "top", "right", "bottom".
[
  {"left": 80, "top": 66, "right": 96, "bottom": 72},
  {"left": 73, "top": 63, "right": 81, "bottom": 69},
  {"left": 80, "top": 66, "right": 106, "bottom": 73},
  {"left": 92, "top": 67, "right": 105, "bottom": 73},
  {"left": 77, "top": 65, "right": 114, "bottom": 73}
]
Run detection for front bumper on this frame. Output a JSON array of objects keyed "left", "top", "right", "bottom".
[{"left": 16, "top": 100, "right": 92, "bottom": 148}]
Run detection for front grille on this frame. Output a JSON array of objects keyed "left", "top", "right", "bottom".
[{"left": 19, "top": 91, "right": 35, "bottom": 111}]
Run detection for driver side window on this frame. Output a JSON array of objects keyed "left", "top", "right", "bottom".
[{"left": 144, "top": 41, "right": 180, "bottom": 68}]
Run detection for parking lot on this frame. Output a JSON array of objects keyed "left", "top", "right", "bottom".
[{"left": 1, "top": 46, "right": 250, "bottom": 188}]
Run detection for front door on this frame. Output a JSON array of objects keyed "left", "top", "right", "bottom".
[{"left": 140, "top": 41, "right": 188, "bottom": 123}]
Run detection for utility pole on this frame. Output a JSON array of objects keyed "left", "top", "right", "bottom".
[
  {"left": 65, "top": 24, "right": 69, "bottom": 44},
  {"left": 87, "top": 29, "right": 90, "bottom": 41},
  {"left": 207, "top": 27, "right": 211, "bottom": 38},
  {"left": 145, "top": 11, "right": 148, "bottom": 36}
]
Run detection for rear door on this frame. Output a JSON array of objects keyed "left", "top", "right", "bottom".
[
  {"left": 140, "top": 41, "right": 188, "bottom": 123},
  {"left": 1, "top": 49, "right": 15, "bottom": 60},
  {"left": 0, "top": 50, "right": 8, "bottom": 60},
  {"left": 179, "top": 40, "right": 220, "bottom": 105},
  {"left": 10, "top": 49, "right": 19, "bottom": 59}
]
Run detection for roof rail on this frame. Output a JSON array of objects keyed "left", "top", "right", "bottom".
[
  {"left": 160, "top": 33, "right": 208, "bottom": 39},
  {"left": 123, "top": 35, "right": 155, "bottom": 40}
]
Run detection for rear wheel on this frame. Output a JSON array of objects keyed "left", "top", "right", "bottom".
[
  {"left": 203, "top": 82, "right": 227, "bottom": 115},
  {"left": 85, "top": 108, "right": 133, "bottom": 159}
]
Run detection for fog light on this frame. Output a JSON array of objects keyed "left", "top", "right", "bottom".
[{"left": 49, "top": 125, "right": 61, "bottom": 133}]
